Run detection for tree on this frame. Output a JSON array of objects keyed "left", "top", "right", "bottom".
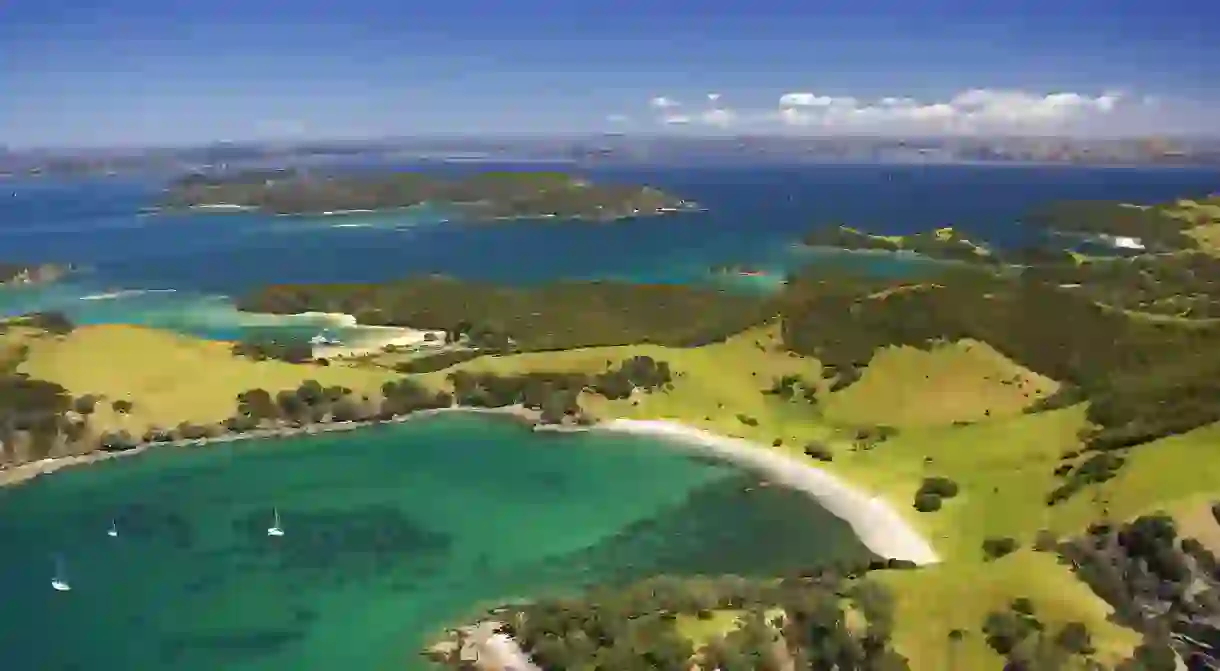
[
  {"left": 983, "top": 537, "right": 1020, "bottom": 561},
  {"left": 913, "top": 492, "right": 942, "bottom": 512},
  {"left": 237, "top": 388, "right": 277, "bottom": 419},
  {"left": 72, "top": 395, "right": 98, "bottom": 415},
  {"left": 1054, "top": 622, "right": 1094, "bottom": 655}
]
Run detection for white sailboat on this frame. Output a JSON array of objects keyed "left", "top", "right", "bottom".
[
  {"left": 267, "top": 508, "right": 285, "bottom": 537},
  {"left": 51, "top": 555, "right": 71, "bottom": 592},
  {"left": 107, "top": 519, "right": 118, "bottom": 538}
]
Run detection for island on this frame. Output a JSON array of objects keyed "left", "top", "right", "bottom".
[
  {"left": 6, "top": 198, "right": 1220, "bottom": 669},
  {"left": 158, "top": 170, "right": 695, "bottom": 220},
  {"left": 0, "top": 262, "right": 72, "bottom": 286}
]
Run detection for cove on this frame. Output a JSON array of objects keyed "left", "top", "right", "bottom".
[{"left": 0, "top": 413, "right": 871, "bottom": 671}]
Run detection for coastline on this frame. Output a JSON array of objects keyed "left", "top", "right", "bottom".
[
  {"left": 0, "top": 405, "right": 539, "bottom": 489},
  {"left": 591, "top": 419, "right": 940, "bottom": 565},
  {"left": 0, "top": 405, "right": 938, "bottom": 565}
]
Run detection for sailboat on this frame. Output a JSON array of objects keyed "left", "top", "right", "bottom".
[
  {"left": 267, "top": 508, "right": 285, "bottom": 537},
  {"left": 107, "top": 519, "right": 119, "bottom": 538},
  {"left": 51, "top": 555, "right": 71, "bottom": 592}
]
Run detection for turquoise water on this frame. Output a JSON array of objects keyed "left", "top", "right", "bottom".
[
  {"left": 4, "top": 165, "right": 1220, "bottom": 669},
  {"left": 0, "top": 414, "right": 870, "bottom": 671}
]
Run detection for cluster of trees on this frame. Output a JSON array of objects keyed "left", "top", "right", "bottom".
[
  {"left": 447, "top": 355, "right": 673, "bottom": 423},
  {"left": 1058, "top": 514, "right": 1220, "bottom": 669},
  {"left": 912, "top": 476, "right": 959, "bottom": 513},
  {"left": 237, "top": 277, "right": 774, "bottom": 352},
  {"left": 1022, "top": 200, "right": 1201, "bottom": 252},
  {"left": 1025, "top": 252, "right": 1220, "bottom": 318},
  {"left": 802, "top": 225, "right": 1001, "bottom": 265},
  {"left": 979, "top": 599, "right": 1101, "bottom": 670},
  {"left": 230, "top": 377, "right": 452, "bottom": 429},
  {"left": 163, "top": 170, "right": 686, "bottom": 219},
  {"left": 487, "top": 567, "right": 913, "bottom": 671},
  {"left": 0, "top": 374, "right": 78, "bottom": 464},
  {"left": 231, "top": 338, "right": 317, "bottom": 364}
]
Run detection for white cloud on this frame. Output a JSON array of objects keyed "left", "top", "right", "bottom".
[
  {"left": 707, "top": 92, "right": 721, "bottom": 103},
  {"left": 650, "top": 96, "right": 679, "bottom": 109},
  {"left": 773, "top": 88, "right": 1127, "bottom": 132},
  {"left": 662, "top": 114, "right": 692, "bottom": 125},
  {"left": 605, "top": 114, "right": 630, "bottom": 124},
  {"left": 700, "top": 108, "right": 735, "bottom": 128}
]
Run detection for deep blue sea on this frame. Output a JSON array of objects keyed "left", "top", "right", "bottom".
[{"left": 0, "top": 162, "right": 1217, "bottom": 670}]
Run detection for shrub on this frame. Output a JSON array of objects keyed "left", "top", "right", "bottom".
[
  {"left": 1054, "top": 622, "right": 1094, "bottom": 655},
  {"left": 983, "top": 537, "right": 1020, "bottom": 561},
  {"left": 917, "top": 476, "right": 960, "bottom": 499},
  {"left": 803, "top": 443, "right": 834, "bottom": 462},
  {"left": 913, "top": 492, "right": 942, "bottom": 512}
]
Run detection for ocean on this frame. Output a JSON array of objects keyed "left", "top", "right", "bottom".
[{"left": 1, "top": 162, "right": 1217, "bottom": 670}]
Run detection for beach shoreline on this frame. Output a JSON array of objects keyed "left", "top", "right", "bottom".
[{"left": 591, "top": 419, "right": 940, "bottom": 565}]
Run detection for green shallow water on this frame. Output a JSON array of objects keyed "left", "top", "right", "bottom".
[{"left": 0, "top": 414, "right": 871, "bottom": 671}]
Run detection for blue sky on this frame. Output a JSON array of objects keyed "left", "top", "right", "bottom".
[{"left": 1, "top": 0, "right": 1215, "bottom": 147}]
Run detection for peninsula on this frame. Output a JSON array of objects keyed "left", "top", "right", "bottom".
[
  {"left": 159, "top": 169, "right": 694, "bottom": 220},
  {"left": 5, "top": 196, "right": 1220, "bottom": 669}
]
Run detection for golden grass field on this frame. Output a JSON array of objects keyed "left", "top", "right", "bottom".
[
  {"left": 13, "top": 324, "right": 397, "bottom": 435},
  {"left": 422, "top": 322, "right": 1220, "bottom": 669},
  {"left": 8, "top": 320, "right": 1218, "bottom": 669}
]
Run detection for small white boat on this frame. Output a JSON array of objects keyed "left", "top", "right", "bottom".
[
  {"left": 267, "top": 508, "right": 285, "bottom": 537},
  {"left": 107, "top": 519, "right": 118, "bottom": 538},
  {"left": 51, "top": 556, "right": 71, "bottom": 592},
  {"left": 308, "top": 330, "right": 343, "bottom": 346}
]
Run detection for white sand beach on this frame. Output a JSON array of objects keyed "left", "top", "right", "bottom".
[
  {"left": 311, "top": 324, "right": 447, "bottom": 359},
  {"left": 595, "top": 419, "right": 941, "bottom": 565}
]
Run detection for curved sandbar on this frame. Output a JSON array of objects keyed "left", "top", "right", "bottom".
[{"left": 593, "top": 419, "right": 941, "bottom": 565}]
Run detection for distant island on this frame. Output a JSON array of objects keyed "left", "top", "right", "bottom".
[
  {"left": 0, "top": 262, "right": 72, "bottom": 286},
  {"left": 158, "top": 170, "right": 696, "bottom": 220}
]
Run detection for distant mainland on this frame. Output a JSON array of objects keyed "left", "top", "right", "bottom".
[
  {"left": 157, "top": 169, "right": 697, "bottom": 220},
  {"left": 4, "top": 191, "right": 1220, "bottom": 669}
]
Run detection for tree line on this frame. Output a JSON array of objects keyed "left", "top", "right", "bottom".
[{"left": 236, "top": 277, "right": 775, "bottom": 352}]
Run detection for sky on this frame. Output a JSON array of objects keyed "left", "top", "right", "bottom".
[{"left": 1, "top": 0, "right": 1216, "bottom": 147}]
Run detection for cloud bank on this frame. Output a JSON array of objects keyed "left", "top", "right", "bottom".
[{"left": 643, "top": 88, "right": 1160, "bottom": 134}]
